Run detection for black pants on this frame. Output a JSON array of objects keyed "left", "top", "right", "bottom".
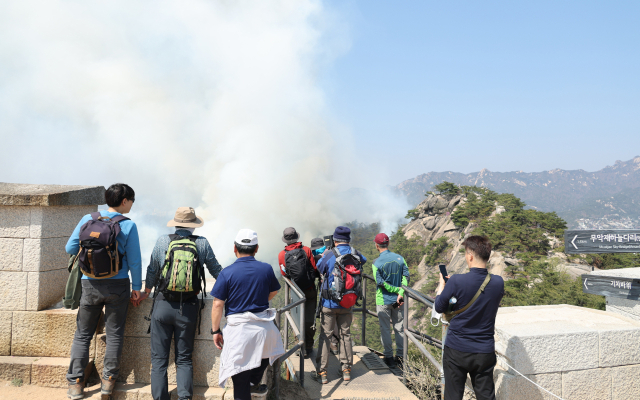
[
  {"left": 443, "top": 346, "right": 496, "bottom": 400},
  {"left": 303, "top": 285, "right": 318, "bottom": 350},
  {"left": 67, "top": 279, "right": 130, "bottom": 383},
  {"left": 231, "top": 358, "right": 269, "bottom": 400},
  {"left": 150, "top": 296, "right": 199, "bottom": 400}
]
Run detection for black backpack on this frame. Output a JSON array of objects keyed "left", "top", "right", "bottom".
[
  {"left": 76, "top": 212, "right": 129, "bottom": 278},
  {"left": 284, "top": 247, "right": 316, "bottom": 290}
]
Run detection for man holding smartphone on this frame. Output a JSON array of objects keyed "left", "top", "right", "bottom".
[
  {"left": 372, "top": 233, "right": 410, "bottom": 368},
  {"left": 435, "top": 236, "right": 504, "bottom": 400}
]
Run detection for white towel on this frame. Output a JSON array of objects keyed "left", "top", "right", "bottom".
[{"left": 218, "top": 308, "right": 285, "bottom": 388}]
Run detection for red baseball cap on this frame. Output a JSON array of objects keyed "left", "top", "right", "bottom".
[{"left": 374, "top": 233, "right": 389, "bottom": 244}]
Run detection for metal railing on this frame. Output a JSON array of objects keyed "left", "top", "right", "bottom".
[
  {"left": 354, "top": 273, "right": 446, "bottom": 399},
  {"left": 273, "top": 276, "right": 306, "bottom": 398}
]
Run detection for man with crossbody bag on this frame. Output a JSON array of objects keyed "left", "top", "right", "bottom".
[{"left": 434, "top": 236, "right": 504, "bottom": 400}]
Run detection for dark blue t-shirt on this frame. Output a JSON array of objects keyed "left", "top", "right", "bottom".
[
  {"left": 210, "top": 256, "right": 281, "bottom": 317},
  {"left": 435, "top": 267, "right": 504, "bottom": 354}
]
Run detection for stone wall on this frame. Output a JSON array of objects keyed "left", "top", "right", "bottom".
[{"left": 494, "top": 305, "right": 640, "bottom": 400}]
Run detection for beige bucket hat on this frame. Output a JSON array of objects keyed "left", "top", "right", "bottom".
[{"left": 167, "top": 207, "right": 204, "bottom": 228}]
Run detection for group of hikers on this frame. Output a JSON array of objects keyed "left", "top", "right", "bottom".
[{"left": 64, "top": 183, "right": 505, "bottom": 400}]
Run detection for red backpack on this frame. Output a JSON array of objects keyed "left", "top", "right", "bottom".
[{"left": 322, "top": 247, "right": 363, "bottom": 308}]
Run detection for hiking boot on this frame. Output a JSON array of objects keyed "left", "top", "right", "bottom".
[
  {"left": 101, "top": 375, "right": 116, "bottom": 395},
  {"left": 340, "top": 368, "right": 351, "bottom": 381},
  {"left": 384, "top": 357, "right": 396, "bottom": 368},
  {"left": 67, "top": 379, "right": 84, "bottom": 400},
  {"left": 250, "top": 384, "right": 268, "bottom": 396},
  {"left": 313, "top": 370, "right": 328, "bottom": 384},
  {"left": 395, "top": 356, "right": 404, "bottom": 370}
]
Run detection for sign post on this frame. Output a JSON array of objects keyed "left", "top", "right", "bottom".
[{"left": 564, "top": 230, "right": 640, "bottom": 254}]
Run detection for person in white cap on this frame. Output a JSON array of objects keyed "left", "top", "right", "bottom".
[{"left": 210, "top": 229, "right": 285, "bottom": 400}]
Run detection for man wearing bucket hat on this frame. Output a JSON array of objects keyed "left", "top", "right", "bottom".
[
  {"left": 277, "top": 227, "right": 319, "bottom": 357},
  {"left": 137, "top": 207, "right": 222, "bottom": 400},
  {"left": 372, "top": 232, "right": 410, "bottom": 369}
]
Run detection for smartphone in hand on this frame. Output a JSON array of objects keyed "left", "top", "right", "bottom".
[{"left": 439, "top": 264, "right": 449, "bottom": 283}]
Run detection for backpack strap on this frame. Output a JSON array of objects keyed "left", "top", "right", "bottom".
[
  {"left": 168, "top": 234, "right": 181, "bottom": 241},
  {"left": 444, "top": 273, "right": 491, "bottom": 322},
  {"left": 90, "top": 212, "right": 101, "bottom": 221},
  {"left": 110, "top": 215, "right": 129, "bottom": 224}
]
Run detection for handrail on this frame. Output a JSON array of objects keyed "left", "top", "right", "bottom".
[{"left": 273, "top": 276, "right": 306, "bottom": 398}]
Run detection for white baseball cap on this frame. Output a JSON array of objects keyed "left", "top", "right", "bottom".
[{"left": 235, "top": 229, "right": 258, "bottom": 246}]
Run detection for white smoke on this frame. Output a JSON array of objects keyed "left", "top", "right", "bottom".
[{"left": 0, "top": 0, "right": 409, "bottom": 268}]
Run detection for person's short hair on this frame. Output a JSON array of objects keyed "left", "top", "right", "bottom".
[
  {"left": 105, "top": 183, "right": 135, "bottom": 207},
  {"left": 461, "top": 235, "right": 492, "bottom": 262},
  {"left": 235, "top": 242, "right": 258, "bottom": 255},
  {"left": 334, "top": 239, "right": 350, "bottom": 244},
  {"left": 377, "top": 242, "right": 389, "bottom": 249}
]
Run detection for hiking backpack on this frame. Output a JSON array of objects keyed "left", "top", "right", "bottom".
[
  {"left": 284, "top": 247, "right": 316, "bottom": 290},
  {"left": 322, "top": 247, "right": 363, "bottom": 308},
  {"left": 156, "top": 234, "right": 206, "bottom": 302},
  {"left": 76, "top": 212, "right": 129, "bottom": 279}
]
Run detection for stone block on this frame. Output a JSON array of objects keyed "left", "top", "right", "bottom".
[
  {"left": 0, "top": 271, "right": 28, "bottom": 310},
  {"left": 138, "top": 384, "right": 176, "bottom": 400},
  {"left": 599, "top": 328, "right": 640, "bottom": 367},
  {"left": 0, "top": 238, "right": 23, "bottom": 271},
  {"left": 23, "top": 237, "right": 70, "bottom": 272},
  {"left": 112, "top": 382, "right": 146, "bottom": 400},
  {"left": 612, "top": 364, "right": 640, "bottom": 400},
  {"left": 192, "top": 339, "right": 222, "bottom": 387},
  {"left": 0, "top": 355, "right": 36, "bottom": 383},
  {"left": 30, "top": 205, "right": 97, "bottom": 239},
  {"left": 0, "top": 311, "right": 12, "bottom": 355},
  {"left": 30, "top": 357, "right": 71, "bottom": 388},
  {"left": 26, "top": 268, "right": 68, "bottom": 310},
  {"left": 186, "top": 386, "right": 227, "bottom": 400},
  {"left": 0, "top": 183, "right": 105, "bottom": 207},
  {"left": 495, "top": 305, "right": 640, "bottom": 374},
  {"left": 607, "top": 297, "right": 640, "bottom": 321},
  {"left": 562, "top": 368, "right": 612, "bottom": 400},
  {"left": 0, "top": 206, "right": 31, "bottom": 238},
  {"left": 11, "top": 309, "right": 94, "bottom": 357},
  {"left": 494, "top": 369, "right": 562, "bottom": 400}
]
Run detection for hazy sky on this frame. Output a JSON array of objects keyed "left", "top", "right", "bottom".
[{"left": 322, "top": 1, "right": 640, "bottom": 184}]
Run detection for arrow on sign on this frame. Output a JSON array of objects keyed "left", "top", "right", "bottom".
[
  {"left": 572, "top": 235, "right": 578, "bottom": 250},
  {"left": 584, "top": 278, "right": 588, "bottom": 290}
]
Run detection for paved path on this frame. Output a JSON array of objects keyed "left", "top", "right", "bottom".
[{"left": 289, "top": 346, "right": 418, "bottom": 400}]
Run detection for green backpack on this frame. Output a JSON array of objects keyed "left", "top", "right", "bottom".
[{"left": 156, "top": 234, "right": 205, "bottom": 301}]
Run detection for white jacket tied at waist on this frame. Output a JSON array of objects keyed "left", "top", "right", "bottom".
[{"left": 219, "top": 308, "right": 285, "bottom": 387}]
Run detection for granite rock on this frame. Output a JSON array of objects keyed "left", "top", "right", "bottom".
[
  {"left": 0, "top": 355, "right": 36, "bottom": 383},
  {"left": 494, "top": 369, "right": 562, "bottom": 400},
  {"left": 22, "top": 237, "right": 69, "bottom": 272},
  {"left": 0, "top": 311, "right": 12, "bottom": 355},
  {"left": 11, "top": 309, "right": 94, "bottom": 357},
  {"left": 0, "top": 271, "right": 28, "bottom": 310},
  {"left": 606, "top": 297, "right": 640, "bottom": 321},
  {"left": 0, "top": 238, "right": 24, "bottom": 271},
  {"left": 599, "top": 328, "right": 640, "bottom": 367},
  {"left": 0, "top": 183, "right": 105, "bottom": 207},
  {"left": 562, "top": 368, "right": 612, "bottom": 400},
  {"left": 30, "top": 357, "right": 71, "bottom": 388},
  {"left": 0, "top": 206, "right": 31, "bottom": 238},
  {"left": 26, "top": 268, "right": 69, "bottom": 310},
  {"left": 611, "top": 364, "right": 640, "bottom": 400},
  {"left": 30, "top": 205, "right": 97, "bottom": 239}
]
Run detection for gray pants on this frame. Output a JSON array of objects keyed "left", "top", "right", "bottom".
[
  {"left": 67, "top": 279, "right": 130, "bottom": 384},
  {"left": 377, "top": 304, "right": 404, "bottom": 358},
  {"left": 316, "top": 307, "right": 353, "bottom": 372},
  {"left": 150, "top": 296, "right": 199, "bottom": 400}
]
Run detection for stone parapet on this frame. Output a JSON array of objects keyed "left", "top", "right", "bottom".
[{"left": 0, "top": 183, "right": 105, "bottom": 207}]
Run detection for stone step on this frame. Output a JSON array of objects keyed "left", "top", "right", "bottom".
[{"left": 0, "top": 355, "right": 93, "bottom": 388}]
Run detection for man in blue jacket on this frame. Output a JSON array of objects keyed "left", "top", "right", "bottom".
[
  {"left": 434, "top": 236, "right": 504, "bottom": 400},
  {"left": 65, "top": 183, "right": 142, "bottom": 399},
  {"left": 314, "top": 226, "right": 366, "bottom": 384}
]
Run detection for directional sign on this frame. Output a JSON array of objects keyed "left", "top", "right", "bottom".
[
  {"left": 564, "top": 230, "right": 640, "bottom": 254},
  {"left": 581, "top": 274, "right": 640, "bottom": 299}
]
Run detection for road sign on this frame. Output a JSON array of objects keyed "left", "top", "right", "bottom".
[
  {"left": 564, "top": 230, "right": 640, "bottom": 254},
  {"left": 581, "top": 274, "right": 640, "bottom": 299}
]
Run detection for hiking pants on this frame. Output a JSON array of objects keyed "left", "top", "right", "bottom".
[
  {"left": 150, "top": 296, "right": 199, "bottom": 400},
  {"left": 303, "top": 285, "right": 318, "bottom": 351},
  {"left": 377, "top": 304, "right": 405, "bottom": 358},
  {"left": 231, "top": 358, "right": 269, "bottom": 400},
  {"left": 67, "top": 279, "right": 130, "bottom": 384},
  {"left": 443, "top": 346, "right": 496, "bottom": 400},
  {"left": 316, "top": 307, "right": 353, "bottom": 372}
]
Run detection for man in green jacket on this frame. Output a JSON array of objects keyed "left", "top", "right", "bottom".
[{"left": 372, "top": 233, "right": 410, "bottom": 368}]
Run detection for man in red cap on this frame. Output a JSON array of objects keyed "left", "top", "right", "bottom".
[{"left": 372, "top": 232, "right": 410, "bottom": 368}]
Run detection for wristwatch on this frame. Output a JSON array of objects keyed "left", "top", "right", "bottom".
[{"left": 211, "top": 328, "right": 222, "bottom": 335}]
